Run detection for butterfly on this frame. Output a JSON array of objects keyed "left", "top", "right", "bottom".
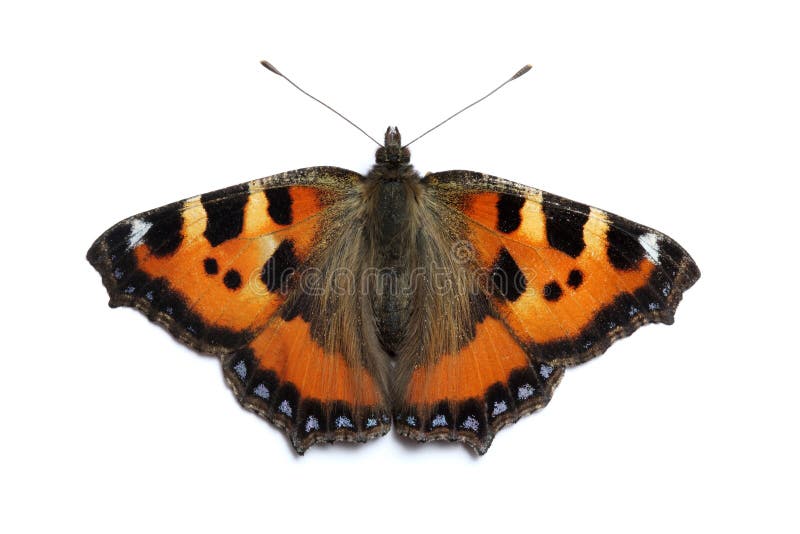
[{"left": 87, "top": 63, "right": 699, "bottom": 454}]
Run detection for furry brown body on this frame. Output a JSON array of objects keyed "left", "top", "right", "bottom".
[
  {"left": 359, "top": 128, "right": 480, "bottom": 401},
  {"left": 367, "top": 175, "right": 420, "bottom": 356}
]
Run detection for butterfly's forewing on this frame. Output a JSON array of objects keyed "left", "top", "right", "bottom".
[
  {"left": 434, "top": 171, "right": 700, "bottom": 364},
  {"left": 392, "top": 170, "right": 700, "bottom": 453},
  {"left": 88, "top": 166, "right": 392, "bottom": 453}
]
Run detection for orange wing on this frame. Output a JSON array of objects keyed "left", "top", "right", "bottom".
[
  {"left": 394, "top": 311, "right": 565, "bottom": 454},
  {"left": 222, "top": 313, "right": 391, "bottom": 453},
  {"left": 393, "top": 171, "right": 699, "bottom": 454},
  {"left": 88, "top": 167, "right": 391, "bottom": 453},
  {"left": 434, "top": 171, "right": 700, "bottom": 365}
]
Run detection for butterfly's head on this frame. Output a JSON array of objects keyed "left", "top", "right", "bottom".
[{"left": 375, "top": 126, "right": 411, "bottom": 166}]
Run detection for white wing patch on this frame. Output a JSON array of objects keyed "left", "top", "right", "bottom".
[
  {"left": 128, "top": 218, "right": 153, "bottom": 250},
  {"left": 639, "top": 232, "right": 660, "bottom": 264}
]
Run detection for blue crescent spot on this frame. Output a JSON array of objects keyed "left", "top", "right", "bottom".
[{"left": 431, "top": 414, "right": 448, "bottom": 428}]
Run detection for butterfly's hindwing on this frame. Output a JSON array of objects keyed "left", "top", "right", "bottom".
[
  {"left": 393, "top": 315, "right": 565, "bottom": 453},
  {"left": 222, "top": 316, "right": 391, "bottom": 452}
]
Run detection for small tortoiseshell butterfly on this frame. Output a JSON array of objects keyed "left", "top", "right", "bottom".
[{"left": 87, "top": 62, "right": 699, "bottom": 454}]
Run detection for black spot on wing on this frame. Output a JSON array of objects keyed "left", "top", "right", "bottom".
[
  {"left": 223, "top": 269, "right": 242, "bottom": 290},
  {"left": 265, "top": 187, "right": 293, "bottom": 225},
  {"left": 606, "top": 214, "right": 646, "bottom": 270},
  {"left": 491, "top": 248, "right": 527, "bottom": 302},
  {"left": 542, "top": 193, "right": 590, "bottom": 258},
  {"left": 496, "top": 193, "right": 525, "bottom": 233},
  {"left": 543, "top": 281, "right": 563, "bottom": 302},
  {"left": 203, "top": 258, "right": 218, "bottom": 275},
  {"left": 567, "top": 269, "right": 583, "bottom": 289},
  {"left": 201, "top": 185, "right": 249, "bottom": 247},
  {"left": 143, "top": 210, "right": 183, "bottom": 257},
  {"left": 261, "top": 239, "right": 298, "bottom": 293}
]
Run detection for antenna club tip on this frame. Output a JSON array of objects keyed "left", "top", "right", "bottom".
[
  {"left": 512, "top": 64, "right": 533, "bottom": 80},
  {"left": 260, "top": 60, "right": 282, "bottom": 76}
]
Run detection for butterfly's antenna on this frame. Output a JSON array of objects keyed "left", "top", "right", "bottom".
[
  {"left": 261, "top": 60, "right": 383, "bottom": 147},
  {"left": 403, "top": 64, "right": 532, "bottom": 148}
]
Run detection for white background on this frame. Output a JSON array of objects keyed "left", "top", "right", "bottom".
[{"left": 1, "top": 1, "right": 798, "bottom": 533}]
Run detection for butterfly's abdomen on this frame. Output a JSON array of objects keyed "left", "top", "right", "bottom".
[{"left": 366, "top": 174, "right": 422, "bottom": 355}]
